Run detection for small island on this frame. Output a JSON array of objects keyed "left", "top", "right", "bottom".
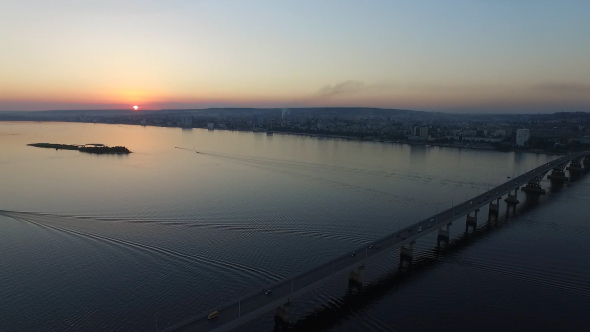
[{"left": 28, "top": 143, "right": 131, "bottom": 154}]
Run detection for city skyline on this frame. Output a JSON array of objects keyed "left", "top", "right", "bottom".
[{"left": 1, "top": 0, "right": 589, "bottom": 113}]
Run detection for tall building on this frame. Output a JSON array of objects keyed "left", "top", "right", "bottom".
[
  {"left": 516, "top": 128, "right": 530, "bottom": 147},
  {"left": 420, "top": 126, "right": 429, "bottom": 138},
  {"left": 182, "top": 117, "right": 192, "bottom": 127},
  {"left": 413, "top": 126, "right": 420, "bottom": 136},
  {"left": 412, "top": 126, "right": 429, "bottom": 138}
]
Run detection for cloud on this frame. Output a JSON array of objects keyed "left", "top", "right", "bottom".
[
  {"left": 315, "top": 81, "right": 366, "bottom": 98},
  {"left": 532, "top": 82, "right": 590, "bottom": 93}
]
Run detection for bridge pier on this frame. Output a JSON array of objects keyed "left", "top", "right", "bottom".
[
  {"left": 465, "top": 209, "right": 478, "bottom": 233},
  {"left": 274, "top": 303, "right": 290, "bottom": 328},
  {"left": 505, "top": 202, "right": 517, "bottom": 217},
  {"left": 521, "top": 171, "right": 547, "bottom": 197},
  {"left": 584, "top": 155, "right": 590, "bottom": 171},
  {"left": 400, "top": 241, "right": 414, "bottom": 265},
  {"left": 437, "top": 224, "right": 450, "bottom": 247},
  {"left": 567, "top": 160, "right": 583, "bottom": 180},
  {"left": 548, "top": 168, "right": 568, "bottom": 188},
  {"left": 348, "top": 265, "right": 364, "bottom": 287},
  {"left": 521, "top": 184, "right": 546, "bottom": 196},
  {"left": 504, "top": 188, "right": 520, "bottom": 206},
  {"left": 488, "top": 198, "right": 500, "bottom": 217},
  {"left": 521, "top": 170, "right": 547, "bottom": 204}
]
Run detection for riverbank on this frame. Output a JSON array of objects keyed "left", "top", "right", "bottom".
[
  {"left": 265, "top": 130, "right": 566, "bottom": 155},
  {"left": 8, "top": 120, "right": 566, "bottom": 156}
]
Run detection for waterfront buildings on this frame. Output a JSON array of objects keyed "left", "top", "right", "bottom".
[{"left": 516, "top": 128, "right": 531, "bottom": 147}]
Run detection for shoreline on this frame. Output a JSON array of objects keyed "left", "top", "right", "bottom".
[
  {"left": 265, "top": 130, "right": 566, "bottom": 155},
  {"left": 2, "top": 120, "right": 568, "bottom": 156}
]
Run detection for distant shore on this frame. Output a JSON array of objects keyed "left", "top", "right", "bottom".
[
  {"left": 12, "top": 120, "right": 569, "bottom": 156},
  {"left": 28, "top": 143, "right": 131, "bottom": 154},
  {"left": 265, "top": 131, "right": 566, "bottom": 155}
]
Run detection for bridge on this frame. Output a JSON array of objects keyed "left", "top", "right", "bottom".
[{"left": 162, "top": 152, "right": 590, "bottom": 332}]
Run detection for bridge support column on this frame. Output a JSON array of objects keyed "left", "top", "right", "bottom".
[
  {"left": 548, "top": 169, "right": 568, "bottom": 188},
  {"left": 567, "top": 161, "right": 583, "bottom": 180},
  {"left": 504, "top": 188, "right": 520, "bottom": 206},
  {"left": 400, "top": 241, "right": 414, "bottom": 265},
  {"left": 437, "top": 224, "right": 450, "bottom": 247},
  {"left": 348, "top": 265, "right": 364, "bottom": 287},
  {"left": 583, "top": 155, "right": 590, "bottom": 171},
  {"left": 466, "top": 209, "right": 479, "bottom": 232},
  {"left": 489, "top": 198, "right": 500, "bottom": 217},
  {"left": 274, "top": 303, "right": 290, "bottom": 327},
  {"left": 521, "top": 184, "right": 546, "bottom": 196}
]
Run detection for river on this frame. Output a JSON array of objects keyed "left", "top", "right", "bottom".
[{"left": 1, "top": 121, "right": 588, "bottom": 331}]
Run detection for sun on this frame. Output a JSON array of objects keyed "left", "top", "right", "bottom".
[{"left": 133, "top": 105, "right": 139, "bottom": 111}]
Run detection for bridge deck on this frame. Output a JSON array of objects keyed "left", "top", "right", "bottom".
[{"left": 162, "top": 152, "right": 588, "bottom": 332}]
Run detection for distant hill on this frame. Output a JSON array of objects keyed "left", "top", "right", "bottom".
[{"left": 1, "top": 108, "right": 588, "bottom": 123}]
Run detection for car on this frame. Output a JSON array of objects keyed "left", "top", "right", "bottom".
[
  {"left": 495, "top": 191, "right": 499, "bottom": 195},
  {"left": 418, "top": 226, "right": 423, "bottom": 233},
  {"left": 368, "top": 244, "right": 373, "bottom": 249},
  {"left": 469, "top": 201, "right": 473, "bottom": 205},
  {"left": 351, "top": 251, "right": 356, "bottom": 257},
  {"left": 265, "top": 290, "right": 273, "bottom": 295},
  {"left": 428, "top": 223, "right": 432, "bottom": 228},
  {"left": 408, "top": 227, "right": 412, "bottom": 231},
  {"left": 430, "top": 218, "right": 434, "bottom": 222},
  {"left": 208, "top": 311, "right": 219, "bottom": 320}
]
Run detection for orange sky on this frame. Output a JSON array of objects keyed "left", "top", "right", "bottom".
[{"left": 1, "top": 1, "right": 589, "bottom": 113}]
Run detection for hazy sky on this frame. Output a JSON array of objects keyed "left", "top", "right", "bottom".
[{"left": 1, "top": 0, "right": 589, "bottom": 113}]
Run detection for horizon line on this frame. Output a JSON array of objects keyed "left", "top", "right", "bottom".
[{"left": 1, "top": 107, "right": 588, "bottom": 116}]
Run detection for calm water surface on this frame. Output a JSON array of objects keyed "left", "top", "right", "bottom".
[{"left": 0, "top": 122, "right": 588, "bottom": 331}]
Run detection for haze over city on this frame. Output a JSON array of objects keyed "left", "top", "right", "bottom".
[{"left": 1, "top": 0, "right": 589, "bottom": 113}]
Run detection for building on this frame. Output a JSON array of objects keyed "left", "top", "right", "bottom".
[
  {"left": 493, "top": 129, "right": 512, "bottom": 137},
  {"left": 420, "top": 126, "right": 429, "bottom": 139},
  {"left": 182, "top": 117, "right": 192, "bottom": 127},
  {"left": 462, "top": 129, "right": 477, "bottom": 137},
  {"left": 207, "top": 122, "right": 214, "bottom": 130},
  {"left": 412, "top": 126, "right": 429, "bottom": 138},
  {"left": 516, "top": 128, "right": 530, "bottom": 147}
]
